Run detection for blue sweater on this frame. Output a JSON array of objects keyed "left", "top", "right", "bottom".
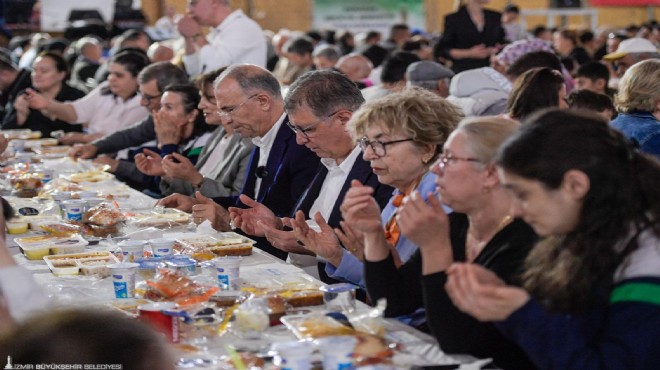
[{"left": 496, "top": 231, "right": 660, "bottom": 369}]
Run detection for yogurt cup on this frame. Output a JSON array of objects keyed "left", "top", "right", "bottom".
[
  {"left": 214, "top": 256, "right": 242, "bottom": 290},
  {"left": 61, "top": 200, "right": 85, "bottom": 221},
  {"left": 108, "top": 262, "right": 139, "bottom": 299},
  {"left": 118, "top": 240, "right": 147, "bottom": 262},
  {"left": 149, "top": 238, "right": 175, "bottom": 257},
  {"left": 165, "top": 257, "right": 197, "bottom": 275},
  {"left": 315, "top": 336, "right": 357, "bottom": 370}
]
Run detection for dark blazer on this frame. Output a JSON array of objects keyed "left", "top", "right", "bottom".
[
  {"left": 213, "top": 116, "right": 320, "bottom": 259},
  {"left": 292, "top": 154, "right": 394, "bottom": 284},
  {"left": 434, "top": 6, "right": 506, "bottom": 73}
]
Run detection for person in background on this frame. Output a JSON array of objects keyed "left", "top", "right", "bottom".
[
  {"left": 158, "top": 68, "right": 254, "bottom": 198},
  {"left": 502, "top": 4, "right": 526, "bottom": 42},
  {"left": 364, "top": 117, "right": 537, "bottom": 369},
  {"left": 610, "top": 59, "right": 660, "bottom": 157},
  {"left": 553, "top": 29, "right": 591, "bottom": 68},
  {"left": 402, "top": 38, "right": 433, "bottom": 61},
  {"left": 177, "top": 0, "right": 266, "bottom": 77},
  {"left": 381, "top": 24, "right": 411, "bottom": 53},
  {"left": 296, "top": 88, "right": 462, "bottom": 288},
  {"left": 531, "top": 25, "right": 553, "bottom": 44},
  {"left": 406, "top": 61, "right": 454, "bottom": 98},
  {"left": 0, "top": 53, "right": 31, "bottom": 121},
  {"left": 94, "top": 30, "right": 151, "bottom": 84},
  {"left": 446, "top": 109, "right": 660, "bottom": 370},
  {"left": 147, "top": 42, "right": 175, "bottom": 63},
  {"left": 336, "top": 30, "right": 355, "bottom": 56},
  {"left": 567, "top": 89, "right": 615, "bottom": 121},
  {"left": 0, "top": 310, "right": 175, "bottom": 369},
  {"left": 506, "top": 67, "right": 568, "bottom": 122},
  {"left": 335, "top": 53, "right": 373, "bottom": 89},
  {"left": 574, "top": 61, "right": 611, "bottom": 96},
  {"left": 273, "top": 36, "right": 314, "bottom": 86},
  {"left": 312, "top": 45, "right": 341, "bottom": 70},
  {"left": 69, "top": 36, "right": 103, "bottom": 93},
  {"left": 361, "top": 51, "right": 420, "bottom": 101},
  {"left": 24, "top": 49, "right": 150, "bottom": 145},
  {"left": 434, "top": 0, "right": 505, "bottom": 73},
  {"left": 602, "top": 37, "right": 659, "bottom": 77},
  {"left": 2, "top": 52, "right": 86, "bottom": 137}
]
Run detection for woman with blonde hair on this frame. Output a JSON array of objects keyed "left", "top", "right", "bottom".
[
  {"left": 610, "top": 59, "right": 660, "bottom": 157},
  {"left": 291, "top": 88, "right": 462, "bottom": 287},
  {"left": 356, "top": 116, "right": 536, "bottom": 369}
]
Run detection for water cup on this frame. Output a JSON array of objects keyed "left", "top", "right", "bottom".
[
  {"left": 315, "top": 336, "right": 357, "bottom": 370},
  {"left": 213, "top": 256, "right": 241, "bottom": 290},
  {"left": 149, "top": 238, "right": 175, "bottom": 257},
  {"left": 108, "top": 262, "right": 139, "bottom": 299},
  {"left": 138, "top": 302, "right": 180, "bottom": 343},
  {"left": 273, "top": 340, "right": 313, "bottom": 370},
  {"left": 118, "top": 240, "right": 147, "bottom": 263},
  {"left": 321, "top": 283, "right": 357, "bottom": 313}
]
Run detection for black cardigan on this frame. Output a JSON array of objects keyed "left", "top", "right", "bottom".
[{"left": 365, "top": 213, "right": 537, "bottom": 370}]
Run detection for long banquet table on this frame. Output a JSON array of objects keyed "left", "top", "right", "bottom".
[{"left": 2, "top": 150, "right": 483, "bottom": 369}]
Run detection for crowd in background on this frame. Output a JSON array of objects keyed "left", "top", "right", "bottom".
[{"left": 0, "top": 0, "right": 659, "bottom": 368}]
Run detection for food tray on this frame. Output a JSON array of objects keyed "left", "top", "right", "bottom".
[
  {"left": 66, "top": 171, "right": 114, "bottom": 184},
  {"left": 280, "top": 314, "right": 355, "bottom": 340},
  {"left": 33, "top": 145, "right": 71, "bottom": 155},
  {"left": 43, "top": 251, "right": 119, "bottom": 276},
  {"left": 25, "top": 138, "right": 58, "bottom": 148},
  {"left": 176, "top": 232, "right": 255, "bottom": 257},
  {"left": 125, "top": 209, "right": 191, "bottom": 228},
  {"left": 16, "top": 234, "right": 89, "bottom": 260}
]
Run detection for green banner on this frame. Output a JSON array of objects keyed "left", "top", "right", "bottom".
[{"left": 313, "top": 0, "right": 425, "bottom": 35}]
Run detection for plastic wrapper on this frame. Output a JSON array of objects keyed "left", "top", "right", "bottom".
[
  {"left": 124, "top": 208, "right": 191, "bottom": 229},
  {"left": 144, "top": 269, "right": 219, "bottom": 307},
  {"left": 174, "top": 233, "right": 255, "bottom": 260},
  {"left": 281, "top": 314, "right": 356, "bottom": 339},
  {"left": 39, "top": 178, "right": 84, "bottom": 196},
  {"left": 39, "top": 221, "right": 82, "bottom": 236},
  {"left": 83, "top": 202, "right": 125, "bottom": 226}
]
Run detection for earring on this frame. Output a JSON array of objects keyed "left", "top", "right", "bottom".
[{"left": 422, "top": 155, "right": 432, "bottom": 164}]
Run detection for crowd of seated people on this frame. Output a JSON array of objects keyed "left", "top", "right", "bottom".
[{"left": 0, "top": 1, "right": 658, "bottom": 368}]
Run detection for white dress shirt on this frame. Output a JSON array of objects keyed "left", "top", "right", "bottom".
[
  {"left": 182, "top": 9, "right": 267, "bottom": 77},
  {"left": 199, "top": 134, "right": 231, "bottom": 176},
  {"left": 251, "top": 113, "right": 286, "bottom": 197}
]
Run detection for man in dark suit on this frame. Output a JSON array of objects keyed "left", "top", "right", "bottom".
[
  {"left": 228, "top": 70, "right": 393, "bottom": 281},
  {"left": 157, "top": 64, "right": 319, "bottom": 260}
]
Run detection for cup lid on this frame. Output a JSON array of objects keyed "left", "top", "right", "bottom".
[{"left": 320, "top": 283, "right": 358, "bottom": 293}]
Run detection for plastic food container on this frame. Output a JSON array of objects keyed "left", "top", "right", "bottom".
[
  {"left": 49, "top": 235, "right": 88, "bottom": 255},
  {"left": 135, "top": 258, "right": 166, "bottom": 280},
  {"left": 21, "top": 244, "right": 51, "bottom": 260},
  {"left": 6, "top": 220, "right": 29, "bottom": 234},
  {"left": 118, "top": 240, "right": 147, "bottom": 263},
  {"left": 149, "top": 238, "right": 176, "bottom": 257}
]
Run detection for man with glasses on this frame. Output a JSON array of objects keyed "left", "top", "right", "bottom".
[
  {"left": 158, "top": 64, "right": 318, "bottom": 260},
  {"left": 67, "top": 62, "right": 189, "bottom": 187},
  {"left": 178, "top": 0, "right": 266, "bottom": 77},
  {"left": 228, "top": 70, "right": 393, "bottom": 281}
]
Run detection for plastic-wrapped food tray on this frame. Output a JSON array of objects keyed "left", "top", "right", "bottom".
[
  {"left": 43, "top": 251, "right": 119, "bottom": 276},
  {"left": 16, "top": 234, "right": 89, "bottom": 260},
  {"left": 176, "top": 232, "right": 255, "bottom": 257}
]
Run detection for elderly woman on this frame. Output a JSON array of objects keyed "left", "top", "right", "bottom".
[
  {"left": 610, "top": 59, "right": 660, "bottom": 157},
  {"left": 134, "top": 84, "right": 212, "bottom": 194},
  {"left": 291, "top": 88, "right": 462, "bottom": 287},
  {"left": 506, "top": 67, "right": 568, "bottom": 122},
  {"left": 24, "top": 49, "right": 149, "bottom": 144},
  {"left": 360, "top": 117, "right": 536, "bottom": 369},
  {"left": 446, "top": 109, "right": 660, "bottom": 369},
  {"left": 157, "top": 69, "right": 254, "bottom": 198},
  {"left": 2, "top": 52, "right": 86, "bottom": 137}
]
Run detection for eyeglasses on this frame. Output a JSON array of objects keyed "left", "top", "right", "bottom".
[
  {"left": 436, "top": 153, "right": 481, "bottom": 173},
  {"left": 358, "top": 137, "right": 414, "bottom": 158},
  {"left": 141, "top": 93, "right": 162, "bottom": 103},
  {"left": 286, "top": 110, "right": 342, "bottom": 140},
  {"left": 217, "top": 94, "right": 258, "bottom": 119}
]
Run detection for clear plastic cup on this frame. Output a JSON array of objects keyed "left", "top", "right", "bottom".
[
  {"left": 273, "top": 340, "right": 313, "bottom": 370},
  {"left": 108, "top": 262, "right": 139, "bottom": 299},
  {"left": 61, "top": 200, "right": 85, "bottom": 222},
  {"left": 149, "top": 238, "right": 175, "bottom": 257},
  {"left": 118, "top": 240, "right": 147, "bottom": 263},
  {"left": 321, "top": 283, "right": 357, "bottom": 312},
  {"left": 315, "top": 335, "right": 357, "bottom": 370},
  {"left": 213, "top": 256, "right": 241, "bottom": 290}
]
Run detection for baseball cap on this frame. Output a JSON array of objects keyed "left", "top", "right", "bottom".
[
  {"left": 603, "top": 38, "right": 658, "bottom": 61},
  {"left": 406, "top": 61, "right": 454, "bottom": 82}
]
